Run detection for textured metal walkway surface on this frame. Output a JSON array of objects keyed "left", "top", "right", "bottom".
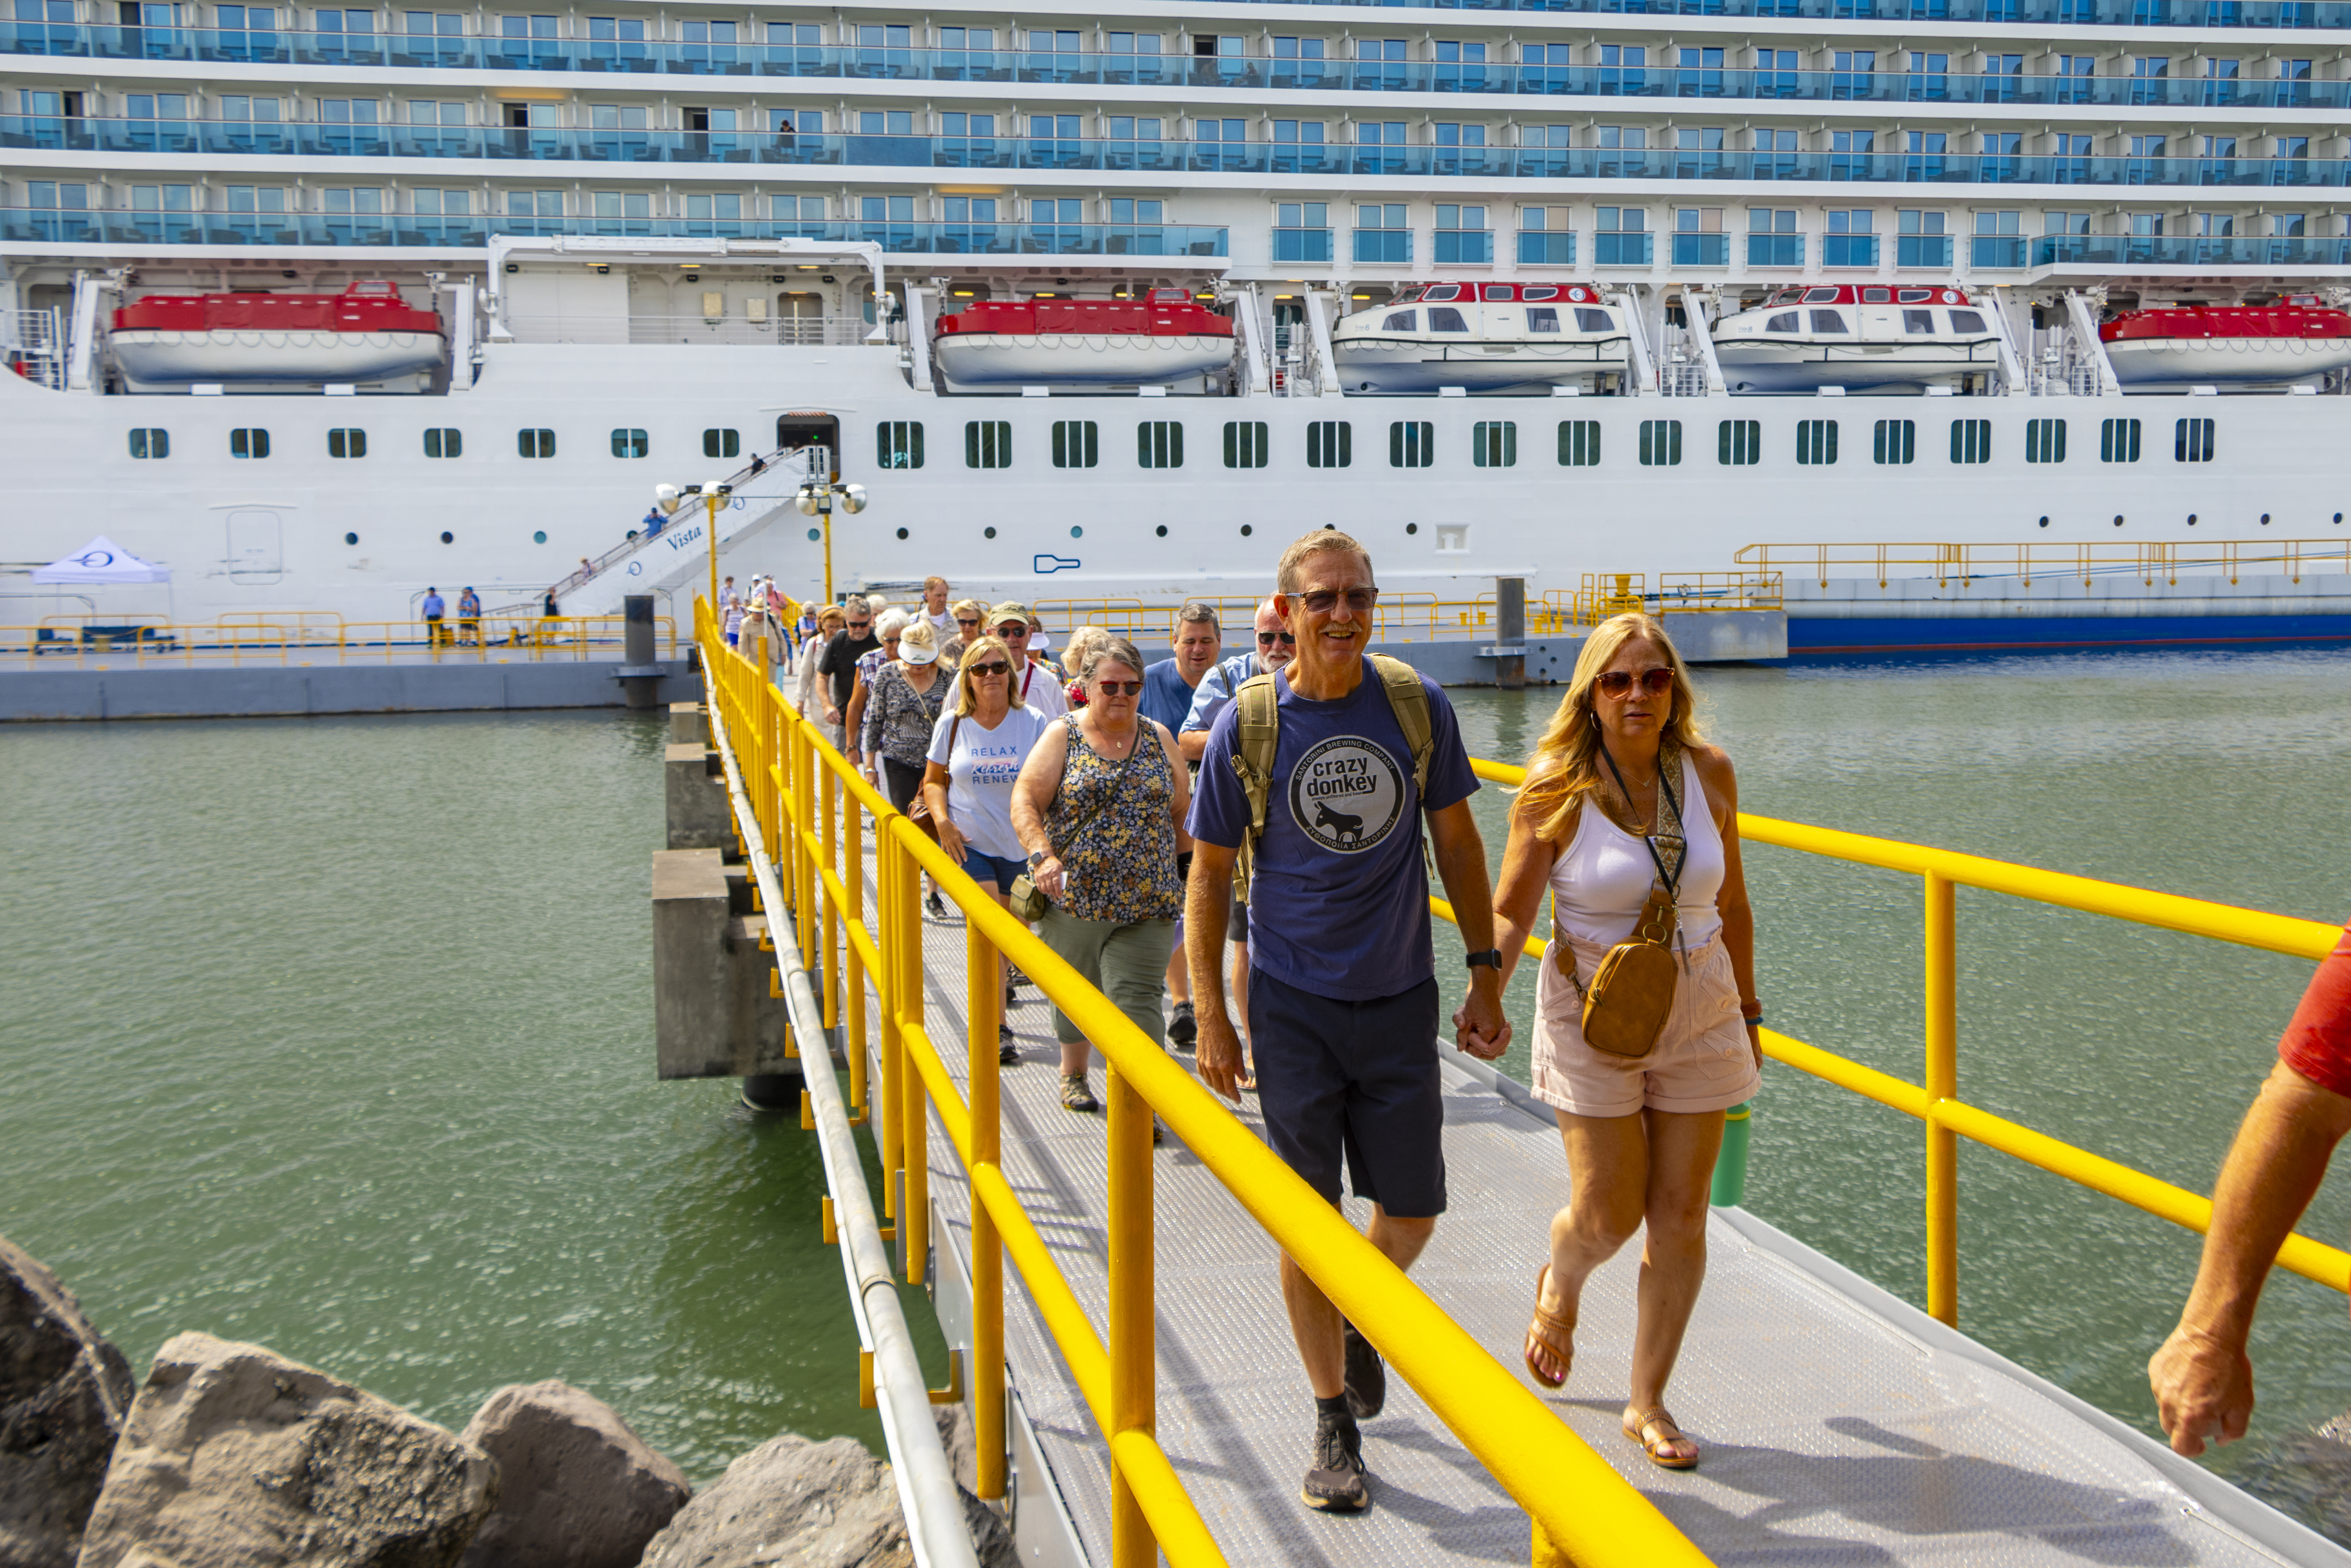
[{"left": 876, "top": 895, "right": 2348, "bottom": 1568}]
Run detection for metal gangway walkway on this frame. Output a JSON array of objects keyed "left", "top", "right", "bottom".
[{"left": 696, "top": 605, "right": 2351, "bottom": 1568}]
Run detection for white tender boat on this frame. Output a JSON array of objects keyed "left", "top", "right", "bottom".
[
  {"left": 1711, "top": 285, "right": 2001, "bottom": 394},
  {"left": 1331, "top": 282, "right": 1630, "bottom": 395}
]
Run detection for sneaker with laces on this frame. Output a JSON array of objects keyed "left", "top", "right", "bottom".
[
  {"left": 1341, "top": 1321, "right": 1386, "bottom": 1421},
  {"left": 1059, "top": 1073, "right": 1100, "bottom": 1114},
  {"left": 1167, "top": 1001, "right": 1197, "bottom": 1051},
  {"left": 998, "top": 1024, "right": 1019, "bottom": 1065},
  {"left": 1301, "top": 1411, "right": 1368, "bottom": 1513},
  {"left": 925, "top": 889, "right": 948, "bottom": 921}
]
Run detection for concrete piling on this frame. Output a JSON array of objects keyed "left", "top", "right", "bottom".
[
  {"left": 621, "top": 595, "right": 661, "bottom": 710},
  {"left": 664, "top": 741, "right": 730, "bottom": 852},
  {"left": 650, "top": 847, "right": 796, "bottom": 1082},
  {"left": 1496, "top": 577, "right": 1527, "bottom": 691}
]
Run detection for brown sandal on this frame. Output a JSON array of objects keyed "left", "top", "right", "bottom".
[
  {"left": 1623, "top": 1405, "right": 1700, "bottom": 1470},
  {"left": 1522, "top": 1266, "right": 1575, "bottom": 1390}
]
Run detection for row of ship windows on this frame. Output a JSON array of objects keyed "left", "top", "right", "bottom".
[
  {"left": 879, "top": 416, "right": 2214, "bottom": 470},
  {"left": 124, "top": 425, "right": 749, "bottom": 459}
]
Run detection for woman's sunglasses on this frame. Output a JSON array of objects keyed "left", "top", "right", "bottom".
[
  {"left": 955, "top": 617, "right": 981, "bottom": 627},
  {"left": 1595, "top": 668, "right": 1674, "bottom": 699},
  {"left": 1094, "top": 680, "right": 1144, "bottom": 697},
  {"left": 967, "top": 660, "right": 1012, "bottom": 678},
  {"left": 1256, "top": 630, "right": 1297, "bottom": 646}
]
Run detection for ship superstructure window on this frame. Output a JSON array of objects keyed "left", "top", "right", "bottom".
[
  {"left": 1638, "top": 420, "right": 1681, "bottom": 467},
  {"left": 229, "top": 428, "right": 270, "bottom": 459},
  {"left": 611, "top": 428, "right": 649, "bottom": 459},
  {"left": 423, "top": 428, "right": 461, "bottom": 458},
  {"left": 1390, "top": 421, "right": 1435, "bottom": 469},
  {"left": 1224, "top": 422, "right": 1270, "bottom": 470},
  {"left": 1558, "top": 421, "right": 1600, "bottom": 466},
  {"left": 2100, "top": 418, "right": 2142, "bottom": 463},
  {"left": 1823, "top": 211, "right": 1875, "bottom": 267},
  {"left": 327, "top": 428, "right": 367, "bottom": 458},
  {"left": 1052, "top": 421, "right": 1099, "bottom": 469},
  {"left": 966, "top": 421, "right": 1012, "bottom": 469},
  {"left": 1307, "top": 421, "right": 1351, "bottom": 468},
  {"left": 1520, "top": 207, "right": 1574, "bottom": 266},
  {"left": 2176, "top": 418, "right": 2216, "bottom": 463},
  {"left": 703, "top": 429, "right": 740, "bottom": 459},
  {"left": 1273, "top": 203, "right": 1332, "bottom": 264},
  {"left": 518, "top": 428, "right": 556, "bottom": 458},
  {"left": 1874, "top": 419, "right": 1916, "bottom": 465},
  {"left": 1718, "top": 420, "right": 1762, "bottom": 466},
  {"left": 1354, "top": 204, "right": 1410, "bottom": 265},
  {"left": 1796, "top": 420, "right": 1837, "bottom": 465},
  {"left": 2026, "top": 419, "right": 2066, "bottom": 464},
  {"left": 1471, "top": 422, "right": 1516, "bottom": 468},
  {"left": 508, "top": 190, "right": 562, "bottom": 217},
  {"left": 1748, "top": 209, "right": 1801, "bottom": 267},
  {"left": 1137, "top": 422, "right": 1184, "bottom": 469},
  {"left": 1950, "top": 419, "right": 1992, "bottom": 465},
  {"left": 876, "top": 422, "right": 924, "bottom": 469},
  {"left": 128, "top": 429, "right": 168, "bottom": 459},
  {"left": 1594, "top": 208, "right": 1648, "bottom": 266},
  {"left": 588, "top": 16, "right": 648, "bottom": 58}
]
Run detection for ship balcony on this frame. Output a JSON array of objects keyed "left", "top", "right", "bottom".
[{"left": 9, "top": 21, "right": 2351, "bottom": 112}]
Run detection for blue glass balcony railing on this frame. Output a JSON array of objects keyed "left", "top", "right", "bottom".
[
  {"left": 1272, "top": 227, "right": 1335, "bottom": 261},
  {"left": 1748, "top": 233, "right": 1806, "bottom": 265},
  {"left": 1894, "top": 233, "right": 1954, "bottom": 265},
  {"left": 11, "top": 119, "right": 2349, "bottom": 192},
  {"left": 1671, "top": 232, "right": 1729, "bottom": 264},
  {"left": 1971, "top": 234, "right": 2029, "bottom": 266},
  {"left": 1518, "top": 231, "right": 1577, "bottom": 264},
  {"left": 2032, "top": 233, "right": 2351, "bottom": 264},
  {"left": 1822, "top": 233, "right": 1880, "bottom": 265},
  {"left": 7, "top": 22, "right": 2350, "bottom": 102},
  {"left": 1593, "top": 232, "right": 1654, "bottom": 265},
  {"left": 0, "top": 210, "right": 1226, "bottom": 253},
  {"left": 1353, "top": 229, "right": 1413, "bottom": 263},
  {"left": 1433, "top": 228, "right": 1494, "bottom": 263}
]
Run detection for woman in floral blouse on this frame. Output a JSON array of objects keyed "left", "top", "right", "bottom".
[{"left": 864, "top": 619, "right": 952, "bottom": 918}]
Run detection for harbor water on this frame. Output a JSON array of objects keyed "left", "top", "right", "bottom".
[{"left": 2, "top": 647, "right": 2347, "bottom": 1532}]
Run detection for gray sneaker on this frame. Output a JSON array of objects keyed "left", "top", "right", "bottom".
[
  {"left": 1341, "top": 1321, "right": 1386, "bottom": 1421},
  {"left": 1167, "top": 1000, "right": 1198, "bottom": 1051},
  {"left": 1301, "top": 1412, "right": 1368, "bottom": 1513}
]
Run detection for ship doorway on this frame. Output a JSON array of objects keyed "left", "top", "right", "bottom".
[
  {"left": 775, "top": 414, "right": 839, "bottom": 482},
  {"left": 225, "top": 509, "right": 282, "bottom": 583},
  {"left": 776, "top": 291, "right": 825, "bottom": 345}
]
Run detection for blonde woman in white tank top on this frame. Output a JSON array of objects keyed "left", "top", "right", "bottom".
[{"left": 1487, "top": 613, "right": 1763, "bottom": 1472}]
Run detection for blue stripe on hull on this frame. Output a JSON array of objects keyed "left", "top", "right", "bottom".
[{"left": 1788, "top": 613, "right": 2351, "bottom": 656}]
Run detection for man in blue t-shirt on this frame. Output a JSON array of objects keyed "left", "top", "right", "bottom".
[{"left": 1185, "top": 529, "right": 1507, "bottom": 1517}]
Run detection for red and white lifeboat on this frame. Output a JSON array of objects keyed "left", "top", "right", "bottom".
[
  {"left": 1712, "top": 284, "right": 2001, "bottom": 394},
  {"left": 1331, "top": 282, "right": 1630, "bottom": 395},
  {"left": 109, "top": 281, "right": 446, "bottom": 392},
  {"left": 930, "top": 290, "right": 1234, "bottom": 393},
  {"left": 2101, "top": 298, "right": 2351, "bottom": 391}
]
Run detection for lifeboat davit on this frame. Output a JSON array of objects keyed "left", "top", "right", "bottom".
[
  {"left": 1332, "top": 282, "right": 1628, "bottom": 395},
  {"left": 2101, "top": 298, "right": 2351, "bottom": 391},
  {"left": 109, "top": 280, "right": 446, "bottom": 392},
  {"left": 931, "top": 291, "right": 1235, "bottom": 393},
  {"left": 1712, "top": 285, "right": 2001, "bottom": 394}
]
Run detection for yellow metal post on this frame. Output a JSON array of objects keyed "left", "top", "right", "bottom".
[
  {"left": 822, "top": 766, "right": 841, "bottom": 1029},
  {"left": 1106, "top": 1062, "right": 1155, "bottom": 1568},
  {"left": 898, "top": 832, "right": 929, "bottom": 1286},
  {"left": 845, "top": 790, "right": 868, "bottom": 1119},
  {"left": 967, "top": 915, "right": 1006, "bottom": 1501},
  {"left": 1924, "top": 870, "right": 1959, "bottom": 1327},
  {"left": 877, "top": 825, "right": 902, "bottom": 1222},
  {"left": 706, "top": 490, "right": 722, "bottom": 624}
]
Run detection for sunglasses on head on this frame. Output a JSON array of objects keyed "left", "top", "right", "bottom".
[
  {"left": 1595, "top": 668, "right": 1674, "bottom": 699},
  {"left": 1094, "top": 679, "right": 1143, "bottom": 697},
  {"left": 1257, "top": 630, "right": 1297, "bottom": 646},
  {"left": 1298, "top": 587, "right": 1379, "bottom": 615},
  {"left": 967, "top": 660, "right": 1012, "bottom": 678}
]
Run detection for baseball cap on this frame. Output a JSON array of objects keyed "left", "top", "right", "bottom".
[{"left": 987, "top": 600, "right": 1034, "bottom": 628}]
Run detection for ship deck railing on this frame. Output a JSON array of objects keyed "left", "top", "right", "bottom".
[
  {"left": 698, "top": 596, "right": 2351, "bottom": 1568},
  {"left": 1735, "top": 538, "right": 2351, "bottom": 588},
  {"left": 0, "top": 612, "right": 678, "bottom": 669}
]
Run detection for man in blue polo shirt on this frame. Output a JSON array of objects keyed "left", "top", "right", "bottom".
[{"left": 1185, "top": 528, "right": 1508, "bottom": 1517}]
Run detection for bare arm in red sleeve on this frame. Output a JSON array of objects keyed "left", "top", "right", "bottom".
[{"left": 2149, "top": 928, "right": 2351, "bottom": 1457}]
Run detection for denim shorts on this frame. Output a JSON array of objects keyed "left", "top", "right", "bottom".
[
  {"left": 964, "top": 848, "right": 1025, "bottom": 894},
  {"left": 1249, "top": 969, "right": 1445, "bottom": 1219}
]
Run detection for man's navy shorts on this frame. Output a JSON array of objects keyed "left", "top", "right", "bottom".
[{"left": 1248, "top": 968, "right": 1445, "bottom": 1219}]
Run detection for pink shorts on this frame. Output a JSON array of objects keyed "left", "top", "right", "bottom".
[{"left": 1531, "top": 928, "right": 1759, "bottom": 1119}]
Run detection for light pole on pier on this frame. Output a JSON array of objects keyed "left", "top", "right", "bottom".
[
  {"left": 653, "top": 477, "right": 735, "bottom": 629},
  {"left": 795, "top": 478, "right": 868, "bottom": 606}
]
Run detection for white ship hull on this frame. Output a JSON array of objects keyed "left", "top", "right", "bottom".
[
  {"left": 2105, "top": 336, "right": 2351, "bottom": 391},
  {"left": 1332, "top": 340, "right": 1630, "bottom": 395},
  {"left": 1714, "top": 343, "right": 2001, "bottom": 394},
  {"left": 110, "top": 331, "right": 446, "bottom": 391},
  {"left": 931, "top": 334, "right": 1232, "bottom": 392}
]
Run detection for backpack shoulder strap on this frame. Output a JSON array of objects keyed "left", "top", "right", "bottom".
[
  {"left": 1230, "top": 672, "right": 1280, "bottom": 905},
  {"left": 1367, "top": 654, "right": 1434, "bottom": 796}
]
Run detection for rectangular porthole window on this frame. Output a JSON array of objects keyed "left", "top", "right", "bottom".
[
  {"left": 966, "top": 420, "right": 1013, "bottom": 469},
  {"left": 1795, "top": 419, "right": 1837, "bottom": 465},
  {"left": 1224, "top": 421, "right": 1270, "bottom": 469},
  {"left": 128, "top": 428, "right": 168, "bottom": 459},
  {"left": 2026, "top": 418, "right": 2067, "bottom": 464},
  {"left": 1472, "top": 421, "right": 1517, "bottom": 468},
  {"left": 1950, "top": 418, "right": 1992, "bottom": 465},
  {"left": 611, "top": 427, "right": 649, "bottom": 459},
  {"left": 703, "top": 428, "right": 741, "bottom": 459},
  {"left": 1638, "top": 419, "right": 1681, "bottom": 466},
  {"left": 877, "top": 421, "right": 924, "bottom": 469},
  {"left": 1717, "top": 419, "right": 1761, "bottom": 466},
  {"left": 2101, "top": 418, "right": 2142, "bottom": 463},
  {"left": 1052, "top": 420, "right": 1099, "bottom": 469},
  {"left": 1389, "top": 420, "right": 1434, "bottom": 468},
  {"left": 518, "top": 428, "right": 556, "bottom": 458},
  {"left": 229, "top": 427, "right": 269, "bottom": 459},
  {"left": 1137, "top": 421, "right": 1184, "bottom": 469},
  {"left": 327, "top": 427, "right": 367, "bottom": 458},
  {"left": 1873, "top": 419, "right": 1916, "bottom": 465},
  {"left": 423, "top": 427, "right": 462, "bottom": 459},
  {"left": 1558, "top": 420, "right": 1600, "bottom": 466},
  {"left": 1307, "top": 420, "right": 1352, "bottom": 468},
  {"left": 2175, "top": 417, "right": 2216, "bottom": 463}
]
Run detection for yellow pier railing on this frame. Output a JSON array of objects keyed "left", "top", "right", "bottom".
[
  {"left": 1462, "top": 756, "right": 2351, "bottom": 1325},
  {"left": 697, "top": 601, "right": 1711, "bottom": 1568}
]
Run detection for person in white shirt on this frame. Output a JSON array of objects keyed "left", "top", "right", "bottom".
[
  {"left": 985, "top": 600, "right": 1069, "bottom": 719},
  {"left": 921, "top": 576, "right": 957, "bottom": 643}
]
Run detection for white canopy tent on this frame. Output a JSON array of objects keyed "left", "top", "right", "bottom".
[
  {"left": 28, "top": 536, "right": 175, "bottom": 630},
  {"left": 33, "top": 536, "right": 171, "bottom": 584}
]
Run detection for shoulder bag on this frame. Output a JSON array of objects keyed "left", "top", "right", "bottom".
[
  {"left": 906, "top": 709, "right": 954, "bottom": 845},
  {"left": 1567, "top": 743, "right": 1688, "bottom": 1060},
  {"left": 1008, "top": 717, "right": 1141, "bottom": 922}
]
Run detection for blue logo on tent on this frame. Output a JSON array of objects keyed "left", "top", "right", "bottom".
[
  {"left": 1032, "top": 555, "right": 1081, "bottom": 575},
  {"left": 73, "top": 550, "right": 115, "bottom": 568}
]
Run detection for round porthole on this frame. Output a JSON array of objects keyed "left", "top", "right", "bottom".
[
  {"left": 2113, "top": 515, "right": 2125, "bottom": 527},
  {"left": 440, "top": 531, "right": 454, "bottom": 544},
  {"left": 806, "top": 528, "right": 820, "bottom": 541},
  {"left": 895, "top": 527, "right": 909, "bottom": 540},
  {"left": 984, "top": 527, "right": 997, "bottom": 539},
  {"left": 344, "top": 531, "right": 359, "bottom": 545},
  {"left": 1240, "top": 525, "right": 1253, "bottom": 537},
  {"left": 1069, "top": 526, "right": 1083, "bottom": 539},
  {"left": 1155, "top": 525, "right": 1167, "bottom": 537},
  {"left": 2337, "top": 513, "right": 2345, "bottom": 525},
  {"left": 1406, "top": 522, "right": 1419, "bottom": 535},
  {"left": 2187, "top": 514, "right": 2198, "bottom": 526},
  {"left": 533, "top": 530, "right": 547, "bottom": 544},
  {"left": 2037, "top": 516, "right": 2049, "bottom": 528},
  {"left": 2260, "top": 513, "right": 2271, "bottom": 525}
]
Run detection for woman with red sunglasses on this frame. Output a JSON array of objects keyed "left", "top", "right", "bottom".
[{"left": 1486, "top": 612, "right": 1763, "bottom": 1472}]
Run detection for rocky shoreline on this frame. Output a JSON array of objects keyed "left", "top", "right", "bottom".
[{"left": 1, "top": 1237, "right": 1012, "bottom": 1568}]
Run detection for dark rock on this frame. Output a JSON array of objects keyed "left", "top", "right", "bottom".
[
  {"left": 958, "top": 1487, "right": 1015, "bottom": 1568},
  {"left": 74, "top": 1332, "right": 496, "bottom": 1568},
  {"left": 931, "top": 1406, "right": 1016, "bottom": 1568},
  {"left": 931, "top": 1405, "right": 977, "bottom": 1494},
  {"left": 636, "top": 1433, "right": 910, "bottom": 1568},
  {"left": 0, "top": 1237, "right": 135, "bottom": 1568},
  {"left": 455, "top": 1380, "right": 689, "bottom": 1568}
]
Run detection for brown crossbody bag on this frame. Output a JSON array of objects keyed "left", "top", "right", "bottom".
[{"left": 1559, "top": 744, "right": 1687, "bottom": 1060}]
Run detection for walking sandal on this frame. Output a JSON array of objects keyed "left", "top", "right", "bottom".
[
  {"left": 1623, "top": 1405, "right": 1700, "bottom": 1470},
  {"left": 1523, "top": 1265, "right": 1575, "bottom": 1390},
  {"left": 1059, "top": 1073, "right": 1100, "bottom": 1114}
]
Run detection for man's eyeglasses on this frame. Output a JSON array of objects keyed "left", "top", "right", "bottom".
[
  {"left": 967, "top": 660, "right": 1012, "bottom": 678},
  {"left": 1296, "top": 587, "right": 1378, "bottom": 615},
  {"left": 1595, "top": 668, "right": 1674, "bottom": 699},
  {"left": 1256, "top": 630, "right": 1297, "bottom": 646},
  {"left": 1093, "top": 679, "right": 1144, "bottom": 697}
]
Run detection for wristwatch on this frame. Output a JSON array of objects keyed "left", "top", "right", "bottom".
[
  {"left": 1465, "top": 949, "right": 1503, "bottom": 971},
  {"left": 1027, "top": 849, "right": 1048, "bottom": 869}
]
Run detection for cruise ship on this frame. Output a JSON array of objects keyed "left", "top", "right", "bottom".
[{"left": 4, "top": 0, "right": 2349, "bottom": 642}]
